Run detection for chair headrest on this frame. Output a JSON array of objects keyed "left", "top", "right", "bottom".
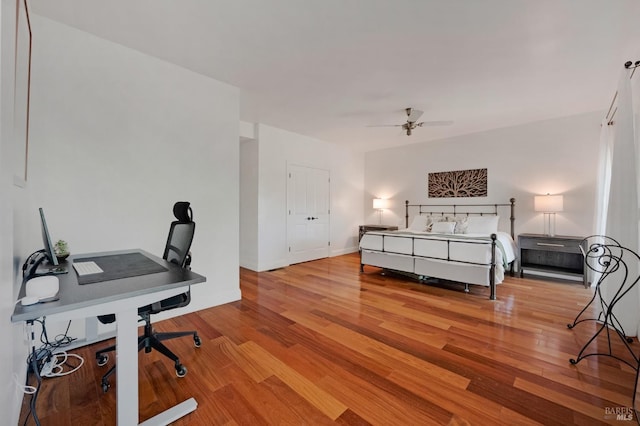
[{"left": 173, "top": 201, "right": 192, "bottom": 223}]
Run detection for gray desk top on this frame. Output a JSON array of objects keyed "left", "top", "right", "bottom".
[{"left": 11, "top": 249, "right": 206, "bottom": 323}]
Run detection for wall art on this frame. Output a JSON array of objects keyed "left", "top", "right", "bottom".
[{"left": 428, "top": 168, "right": 487, "bottom": 198}]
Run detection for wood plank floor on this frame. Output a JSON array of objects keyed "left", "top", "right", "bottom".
[{"left": 20, "top": 253, "right": 640, "bottom": 425}]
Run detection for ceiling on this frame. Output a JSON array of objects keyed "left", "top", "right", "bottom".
[{"left": 31, "top": 0, "right": 640, "bottom": 152}]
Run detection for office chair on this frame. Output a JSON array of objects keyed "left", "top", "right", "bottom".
[{"left": 95, "top": 201, "right": 201, "bottom": 393}]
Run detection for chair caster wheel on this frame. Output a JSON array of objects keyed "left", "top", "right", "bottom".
[
  {"left": 176, "top": 364, "right": 187, "bottom": 377},
  {"left": 569, "top": 359, "right": 578, "bottom": 365},
  {"left": 101, "top": 380, "right": 110, "bottom": 393},
  {"left": 627, "top": 337, "right": 634, "bottom": 343},
  {"left": 194, "top": 335, "right": 202, "bottom": 347},
  {"left": 567, "top": 324, "right": 574, "bottom": 329},
  {"left": 97, "top": 354, "right": 109, "bottom": 367}
]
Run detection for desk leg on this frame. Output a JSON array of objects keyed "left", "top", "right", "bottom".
[
  {"left": 85, "top": 316, "right": 99, "bottom": 342},
  {"left": 116, "top": 308, "right": 139, "bottom": 425}
]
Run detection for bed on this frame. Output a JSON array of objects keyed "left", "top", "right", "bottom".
[{"left": 359, "top": 198, "right": 517, "bottom": 300}]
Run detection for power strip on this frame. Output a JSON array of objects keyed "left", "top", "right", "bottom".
[
  {"left": 38, "top": 352, "right": 85, "bottom": 378},
  {"left": 40, "top": 358, "right": 56, "bottom": 377}
]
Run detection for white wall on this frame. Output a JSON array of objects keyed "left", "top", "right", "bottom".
[
  {"left": 26, "top": 15, "right": 241, "bottom": 309},
  {"left": 240, "top": 124, "right": 364, "bottom": 271},
  {"left": 365, "top": 111, "right": 602, "bottom": 238},
  {"left": 4, "top": 14, "right": 242, "bottom": 422}
]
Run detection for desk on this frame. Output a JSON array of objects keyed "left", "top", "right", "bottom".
[{"left": 12, "top": 249, "right": 206, "bottom": 425}]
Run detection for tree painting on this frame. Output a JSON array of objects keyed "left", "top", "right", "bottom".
[{"left": 428, "top": 168, "right": 487, "bottom": 198}]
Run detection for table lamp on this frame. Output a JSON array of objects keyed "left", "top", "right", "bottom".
[
  {"left": 534, "top": 194, "right": 563, "bottom": 236},
  {"left": 373, "top": 198, "right": 389, "bottom": 224}
]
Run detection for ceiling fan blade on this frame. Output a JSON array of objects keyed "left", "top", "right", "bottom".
[
  {"left": 407, "top": 108, "right": 424, "bottom": 122},
  {"left": 416, "top": 120, "right": 453, "bottom": 127},
  {"left": 366, "top": 124, "right": 404, "bottom": 128}
]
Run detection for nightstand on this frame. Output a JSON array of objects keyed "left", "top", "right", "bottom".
[
  {"left": 358, "top": 224, "right": 398, "bottom": 242},
  {"left": 518, "top": 233, "right": 587, "bottom": 287}
]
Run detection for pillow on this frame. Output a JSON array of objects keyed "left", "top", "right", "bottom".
[
  {"left": 430, "top": 221, "right": 456, "bottom": 234},
  {"left": 425, "top": 215, "right": 446, "bottom": 232},
  {"left": 408, "top": 215, "right": 429, "bottom": 232},
  {"left": 444, "top": 216, "right": 468, "bottom": 234},
  {"left": 466, "top": 216, "right": 499, "bottom": 234}
]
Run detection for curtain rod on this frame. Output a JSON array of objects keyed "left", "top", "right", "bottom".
[
  {"left": 606, "top": 60, "right": 639, "bottom": 125},
  {"left": 625, "top": 60, "right": 640, "bottom": 78}
]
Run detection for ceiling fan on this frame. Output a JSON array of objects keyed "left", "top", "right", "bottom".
[{"left": 370, "top": 108, "right": 453, "bottom": 136}]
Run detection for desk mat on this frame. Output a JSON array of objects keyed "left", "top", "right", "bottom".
[{"left": 76, "top": 252, "right": 168, "bottom": 285}]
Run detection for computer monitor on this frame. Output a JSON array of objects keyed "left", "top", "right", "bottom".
[
  {"left": 31, "top": 207, "right": 70, "bottom": 277},
  {"left": 22, "top": 208, "right": 67, "bottom": 278},
  {"left": 39, "top": 207, "right": 59, "bottom": 267}
]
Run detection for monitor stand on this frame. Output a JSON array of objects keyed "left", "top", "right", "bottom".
[
  {"left": 35, "top": 258, "right": 68, "bottom": 276},
  {"left": 37, "top": 264, "right": 68, "bottom": 275}
]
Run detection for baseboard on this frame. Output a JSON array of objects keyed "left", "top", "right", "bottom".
[
  {"left": 257, "top": 259, "right": 290, "bottom": 272},
  {"left": 243, "top": 250, "right": 360, "bottom": 271},
  {"left": 239, "top": 258, "right": 258, "bottom": 271},
  {"left": 330, "top": 246, "right": 359, "bottom": 257}
]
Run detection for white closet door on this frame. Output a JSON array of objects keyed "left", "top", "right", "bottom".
[{"left": 287, "top": 164, "right": 330, "bottom": 264}]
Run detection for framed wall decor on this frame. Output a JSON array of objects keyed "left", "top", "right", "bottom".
[
  {"left": 13, "top": 0, "right": 32, "bottom": 186},
  {"left": 428, "top": 168, "right": 487, "bottom": 198}
]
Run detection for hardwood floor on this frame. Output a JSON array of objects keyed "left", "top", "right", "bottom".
[{"left": 20, "top": 253, "right": 639, "bottom": 425}]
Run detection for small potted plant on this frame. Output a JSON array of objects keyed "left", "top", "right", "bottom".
[{"left": 54, "top": 239, "right": 70, "bottom": 261}]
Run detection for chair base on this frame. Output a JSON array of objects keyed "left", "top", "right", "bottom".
[{"left": 95, "top": 320, "right": 201, "bottom": 392}]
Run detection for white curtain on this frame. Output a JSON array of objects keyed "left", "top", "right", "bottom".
[
  {"left": 598, "top": 68, "right": 639, "bottom": 336},
  {"left": 594, "top": 118, "right": 613, "bottom": 235}
]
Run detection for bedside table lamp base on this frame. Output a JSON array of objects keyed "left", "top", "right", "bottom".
[
  {"left": 543, "top": 212, "right": 556, "bottom": 236},
  {"left": 373, "top": 198, "right": 389, "bottom": 225}
]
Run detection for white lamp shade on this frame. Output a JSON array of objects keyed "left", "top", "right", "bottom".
[
  {"left": 534, "top": 194, "right": 563, "bottom": 213},
  {"left": 373, "top": 198, "right": 389, "bottom": 209}
]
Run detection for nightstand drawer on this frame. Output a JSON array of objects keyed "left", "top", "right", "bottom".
[{"left": 519, "top": 237, "right": 583, "bottom": 254}]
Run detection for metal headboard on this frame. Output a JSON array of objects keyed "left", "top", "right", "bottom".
[{"left": 404, "top": 198, "right": 516, "bottom": 239}]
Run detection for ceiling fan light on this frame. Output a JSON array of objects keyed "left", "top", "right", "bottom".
[{"left": 368, "top": 107, "right": 451, "bottom": 136}]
